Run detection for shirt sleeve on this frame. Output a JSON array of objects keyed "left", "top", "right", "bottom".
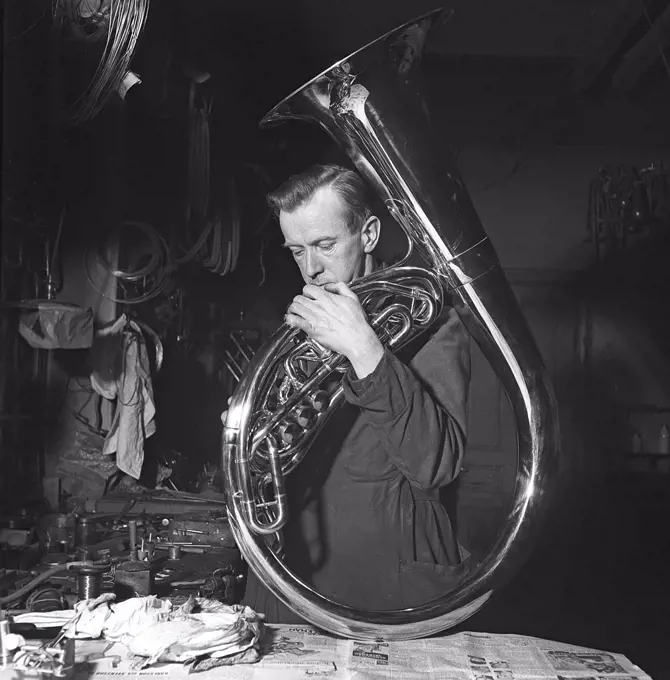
[{"left": 342, "top": 306, "right": 470, "bottom": 490}]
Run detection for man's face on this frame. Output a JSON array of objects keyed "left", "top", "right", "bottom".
[{"left": 280, "top": 186, "right": 377, "bottom": 286}]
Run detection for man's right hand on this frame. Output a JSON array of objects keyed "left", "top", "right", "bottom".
[
  {"left": 221, "top": 396, "right": 232, "bottom": 426},
  {"left": 286, "top": 283, "right": 384, "bottom": 379}
]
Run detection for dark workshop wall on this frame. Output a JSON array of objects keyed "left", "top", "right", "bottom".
[{"left": 3, "top": 0, "right": 670, "bottom": 518}]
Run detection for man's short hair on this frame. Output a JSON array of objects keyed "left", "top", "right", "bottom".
[{"left": 267, "top": 163, "right": 373, "bottom": 233}]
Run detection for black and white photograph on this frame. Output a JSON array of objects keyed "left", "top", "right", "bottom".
[{"left": 1, "top": 0, "right": 668, "bottom": 678}]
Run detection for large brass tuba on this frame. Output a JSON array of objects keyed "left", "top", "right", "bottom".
[{"left": 222, "top": 8, "right": 559, "bottom": 640}]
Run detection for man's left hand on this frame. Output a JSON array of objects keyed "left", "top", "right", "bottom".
[{"left": 286, "top": 283, "right": 384, "bottom": 378}]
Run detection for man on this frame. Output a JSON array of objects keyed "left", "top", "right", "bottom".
[{"left": 238, "top": 163, "right": 471, "bottom": 622}]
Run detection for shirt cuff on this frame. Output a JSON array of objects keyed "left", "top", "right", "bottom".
[{"left": 342, "top": 348, "right": 392, "bottom": 405}]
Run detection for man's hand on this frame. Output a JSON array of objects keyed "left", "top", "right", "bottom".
[
  {"left": 285, "top": 283, "right": 384, "bottom": 379},
  {"left": 221, "top": 397, "right": 232, "bottom": 426}
]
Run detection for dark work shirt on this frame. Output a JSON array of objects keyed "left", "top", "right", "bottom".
[{"left": 242, "top": 306, "right": 471, "bottom": 622}]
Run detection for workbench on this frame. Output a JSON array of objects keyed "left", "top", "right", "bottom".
[{"left": 0, "top": 624, "right": 651, "bottom": 680}]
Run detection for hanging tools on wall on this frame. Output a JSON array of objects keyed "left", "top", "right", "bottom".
[
  {"left": 174, "top": 82, "right": 275, "bottom": 278},
  {"left": 175, "top": 179, "right": 242, "bottom": 277},
  {"left": 587, "top": 162, "right": 669, "bottom": 259}
]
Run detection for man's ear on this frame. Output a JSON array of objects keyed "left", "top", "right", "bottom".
[{"left": 361, "top": 215, "right": 381, "bottom": 253}]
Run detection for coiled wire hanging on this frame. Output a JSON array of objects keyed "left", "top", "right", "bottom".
[
  {"left": 174, "top": 80, "right": 272, "bottom": 278},
  {"left": 175, "top": 160, "right": 271, "bottom": 278},
  {"left": 175, "top": 178, "right": 242, "bottom": 277},
  {"left": 85, "top": 220, "right": 172, "bottom": 304},
  {"left": 57, "top": 0, "right": 150, "bottom": 125},
  {"left": 174, "top": 85, "right": 233, "bottom": 275}
]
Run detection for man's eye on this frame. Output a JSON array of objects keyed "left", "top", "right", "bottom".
[{"left": 319, "top": 243, "right": 335, "bottom": 252}]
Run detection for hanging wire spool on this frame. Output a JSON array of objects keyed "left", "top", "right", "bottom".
[
  {"left": 176, "top": 163, "right": 273, "bottom": 278},
  {"left": 174, "top": 179, "right": 241, "bottom": 277},
  {"left": 178, "top": 87, "right": 246, "bottom": 277},
  {"left": 61, "top": 0, "right": 111, "bottom": 42},
  {"left": 62, "top": 0, "right": 151, "bottom": 125},
  {"left": 85, "top": 220, "right": 173, "bottom": 305},
  {"left": 97, "top": 221, "right": 163, "bottom": 281},
  {"left": 178, "top": 73, "right": 273, "bottom": 279}
]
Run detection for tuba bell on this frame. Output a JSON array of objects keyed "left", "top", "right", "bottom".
[{"left": 222, "top": 8, "right": 559, "bottom": 640}]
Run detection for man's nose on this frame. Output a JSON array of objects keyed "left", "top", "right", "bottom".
[{"left": 303, "top": 250, "right": 324, "bottom": 279}]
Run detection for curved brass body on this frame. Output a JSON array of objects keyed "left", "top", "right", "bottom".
[{"left": 222, "top": 8, "right": 559, "bottom": 640}]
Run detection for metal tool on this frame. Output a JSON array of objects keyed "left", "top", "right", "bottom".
[{"left": 128, "top": 520, "right": 138, "bottom": 561}]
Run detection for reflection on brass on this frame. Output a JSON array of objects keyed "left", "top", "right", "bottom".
[{"left": 222, "top": 9, "right": 559, "bottom": 640}]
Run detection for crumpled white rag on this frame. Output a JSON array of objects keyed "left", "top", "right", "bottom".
[{"left": 90, "top": 314, "right": 156, "bottom": 479}]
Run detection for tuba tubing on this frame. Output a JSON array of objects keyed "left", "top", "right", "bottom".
[{"left": 222, "top": 8, "right": 559, "bottom": 640}]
